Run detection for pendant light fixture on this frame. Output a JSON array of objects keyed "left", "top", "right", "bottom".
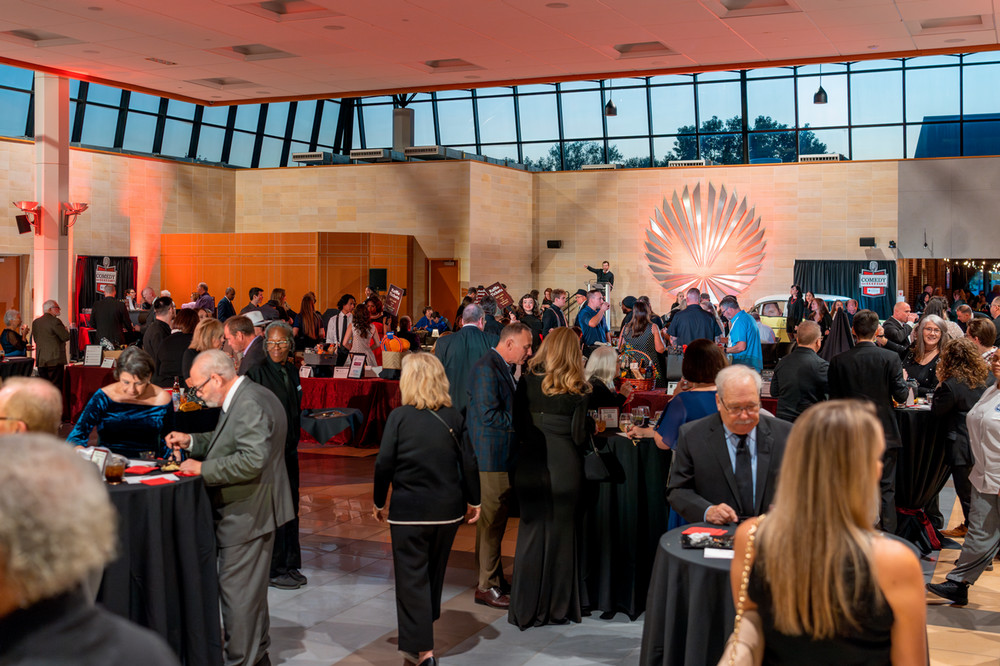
[
  {"left": 604, "top": 79, "right": 617, "bottom": 117},
  {"left": 813, "top": 64, "right": 828, "bottom": 105}
]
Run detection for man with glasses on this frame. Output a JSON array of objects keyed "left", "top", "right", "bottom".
[
  {"left": 667, "top": 365, "right": 792, "bottom": 525},
  {"left": 31, "top": 300, "right": 70, "bottom": 389}
]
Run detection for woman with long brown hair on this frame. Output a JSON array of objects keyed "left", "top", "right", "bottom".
[
  {"left": 617, "top": 300, "right": 667, "bottom": 387},
  {"left": 809, "top": 297, "right": 832, "bottom": 338},
  {"left": 730, "top": 401, "right": 927, "bottom": 664},
  {"left": 509, "top": 327, "right": 592, "bottom": 629},
  {"left": 342, "top": 299, "right": 381, "bottom": 367},
  {"left": 293, "top": 293, "right": 325, "bottom": 349}
]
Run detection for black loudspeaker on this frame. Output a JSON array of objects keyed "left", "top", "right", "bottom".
[
  {"left": 546, "top": 240, "right": 562, "bottom": 249},
  {"left": 368, "top": 268, "right": 387, "bottom": 291},
  {"left": 859, "top": 237, "right": 876, "bottom": 247},
  {"left": 15, "top": 215, "right": 32, "bottom": 234}
]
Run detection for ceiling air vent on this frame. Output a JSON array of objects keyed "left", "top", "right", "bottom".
[
  {"left": 799, "top": 154, "right": 845, "bottom": 162},
  {"left": 232, "top": 1, "right": 343, "bottom": 22},
  {"left": 905, "top": 14, "right": 990, "bottom": 36},
  {"left": 187, "top": 77, "right": 258, "bottom": 90},
  {"left": 613, "top": 41, "right": 675, "bottom": 59},
  {"left": 423, "top": 58, "right": 483, "bottom": 74},
  {"left": 581, "top": 164, "right": 621, "bottom": 170},
  {"left": 667, "top": 159, "right": 717, "bottom": 167},
  {"left": 211, "top": 44, "right": 297, "bottom": 61},
  {"left": 702, "top": 0, "right": 801, "bottom": 19},
  {"left": 0, "top": 29, "right": 82, "bottom": 48}
]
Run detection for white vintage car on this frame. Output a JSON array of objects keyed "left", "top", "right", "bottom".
[{"left": 752, "top": 293, "right": 853, "bottom": 343}]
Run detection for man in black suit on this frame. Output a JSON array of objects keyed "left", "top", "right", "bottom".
[
  {"left": 828, "top": 309, "right": 909, "bottom": 532},
  {"left": 540, "top": 289, "right": 568, "bottom": 337},
  {"left": 216, "top": 287, "right": 236, "bottom": 323},
  {"left": 224, "top": 314, "right": 266, "bottom": 375},
  {"left": 142, "top": 296, "right": 174, "bottom": 359},
  {"left": 434, "top": 303, "right": 492, "bottom": 415},
  {"left": 770, "top": 320, "right": 828, "bottom": 422},
  {"left": 880, "top": 301, "right": 913, "bottom": 356},
  {"left": 667, "top": 365, "right": 792, "bottom": 525},
  {"left": 467, "top": 322, "right": 533, "bottom": 609},
  {"left": 91, "top": 284, "right": 133, "bottom": 347}
]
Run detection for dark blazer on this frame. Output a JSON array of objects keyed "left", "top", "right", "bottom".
[
  {"left": 667, "top": 413, "right": 791, "bottom": 523},
  {"left": 142, "top": 318, "right": 171, "bottom": 359},
  {"left": 434, "top": 325, "right": 492, "bottom": 415},
  {"left": 541, "top": 307, "right": 567, "bottom": 337},
  {"left": 785, "top": 296, "right": 805, "bottom": 334},
  {"left": 30, "top": 312, "right": 69, "bottom": 367},
  {"left": 828, "top": 342, "right": 909, "bottom": 448},
  {"left": 467, "top": 349, "right": 518, "bottom": 473},
  {"left": 216, "top": 296, "right": 236, "bottom": 323},
  {"left": 153, "top": 332, "right": 193, "bottom": 387},
  {"left": 238, "top": 336, "right": 266, "bottom": 375},
  {"left": 770, "top": 346, "right": 828, "bottom": 422},
  {"left": 91, "top": 297, "right": 131, "bottom": 346},
  {"left": 881, "top": 316, "right": 912, "bottom": 357},
  {"left": 483, "top": 317, "right": 503, "bottom": 347},
  {"left": 587, "top": 379, "right": 628, "bottom": 410},
  {"left": 931, "top": 377, "right": 987, "bottom": 467},
  {"left": 993, "top": 315, "right": 1000, "bottom": 346}
]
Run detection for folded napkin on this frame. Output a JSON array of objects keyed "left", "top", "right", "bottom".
[
  {"left": 682, "top": 526, "right": 728, "bottom": 536},
  {"left": 140, "top": 477, "right": 175, "bottom": 486},
  {"left": 175, "top": 471, "right": 199, "bottom": 477},
  {"left": 125, "top": 466, "right": 158, "bottom": 475}
]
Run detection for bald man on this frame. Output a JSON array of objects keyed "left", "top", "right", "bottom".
[{"left": 0, "top": 377, "right": 63, "bottom": 435}]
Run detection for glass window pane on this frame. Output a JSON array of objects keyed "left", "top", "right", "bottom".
[
  {"left": 649, "top": 75, "right": 694, "bottom": 85},
  {"left": 850, "top": 59, "right": 901, "bottom": 72},
  {"left": 516, "top": 84, "right": 557, "bottom": 94},
  {"left": 609, "top": 138, "right": 651, "bottom": 167},
  {"left": 435, "top": 89, "right": 471, "bottom": 99},
  {"left": 258, "top": 136, "right": 283, "bottom": 167},
  {"left": 801, "top": 128, "right": 847, "bottom": 157},
  {"left": 128, "top": 92, "right": 161, "bottom": 113},
  {"left": 196, "top": 125, "right": 225, "bottom": 162},
  {"left": 697, "top": 82, "right": 741, "bottom": 131},
  {"left": 747, "top": 77, "right": 794, "bottom": 127},
  {"left": 474, "top": 87, "right": 512, "bottom": 97},
  {"left": 650, "top": 84, "right": 695, "bottom": 134},
  {"left": 160, "top": 119, "right": 192, "bottom": 157},
  {"left": 70, "top": 80, "right": 80, "bottom": 99},
  {"left": 412, "top": 101, "right": 436, "bottom": 144},
  {"left": 560, "top": 80, "right": 599, "bottom": 91},
  {"left": 908, "top": 123, "right": 960, "bottom": 158},
  {"left": 963, "top": 64, "right": 1000, "bottom": 116},
  {"left": 906, "top": 55, "right": 960, "bottom": 68},
  {"left": 654, "top": 136, "right": 696, "bottom": 164},
  {"left": 605, "top": 86, "right": 648, "bottom": 137},
  {"left": 522, "top": 142, "right": 559, "bottom": 170},
  {"left": 797, "top": 63, "right": 847, "bottom": 75},
  {"left": 234, "top": 105, "right": 259, "bottom": 131},
  {"left": 360, "top": 102, "right": 392, "bottom": 148},
  {"left": 0, "top": 64, "right": 33, "bottom": 90},
  {"left": 476, "top": 95, "right": 516, "bottom": 144},
  {"left": 906, "top": 66, "right": 959, "bottom": 122},
  {"left": 316, "top": 100, "right": 340, "bottom": 146},
  {"left": 797, "top": 73, "right": 847, "bottom": 128},
  {"left": 264, "top": 102, "right": 290, "bottom": 136},
  {"left": 561, "top": 140, "right": 606, "bottom": 168},
  {"left": 291, "top": 100, "right": 316, "bottom": 142},
  {"left": 696, "top": 71, "right": 739, "bottom": 82},
  {"left": 480, "top": 143, "right": 519, "bottom": 161},
  {"left": 964, "top": 52, "right": 1000, "bottom": 64},
  {"left": 850, "top": 70, "right": 902, "bottom": 125},
  {"left": 201, "top": 105, "right": 229, "bottom": 126},
  {"left": 167, "top": 100, "right": 196, "bottom": 120},
  {"left": 228, "top": 130, "right": 254, "bottom": 166},
  {"left": 86, "top": 83, "right": 120, "bottom": 106},
  {"left": 851, "top": 126, "right": 903, "bottom": 160},
  {"left": 438, "top": 97, "right": 475, "bottom": 144},
  {"left": 0, "top": 89, "right": 30, "bottom": 137},
  {"left": 963, "top": 120, "right": 1000, "bottom": 156},
  {"left": 561, "top": 90, "right": 603, "bottom": 139},
  {"left": 517, "top": 94, "right": 558, "bottom": 140},
  {"left": 700, "top": 133, "right": 743, "bottom": 164},
  {"left": 80, "top": 104, "right": 118, "bottom": 146},
  {"left": 122, "top": 112, "right": 156, "bottom": 152},
  {"left": 747, "top": 67, "right": 795, "bottom": 79},
  {"left": 748, "top": 131, "right": 796, "bottom": 163}
]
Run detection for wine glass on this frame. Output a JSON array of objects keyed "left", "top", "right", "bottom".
[
  {"left": 619, "top": 412, "right": 631, "bottom": 433},
  {"left": 634, "top": 405, "right": 650, "bottom": 427}
]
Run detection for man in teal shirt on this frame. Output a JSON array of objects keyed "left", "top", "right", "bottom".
[{"left": 720, "top": 295, "right": 762, "bottom": 372}]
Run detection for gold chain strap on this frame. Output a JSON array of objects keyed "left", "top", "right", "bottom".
[{"left": 729, "top": 516, "right": 764, "bottom": 666}]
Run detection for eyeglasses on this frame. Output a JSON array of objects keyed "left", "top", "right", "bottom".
[
  {"left": 264, "top": 340, "right": 291, "bottom": 348},
  {"left": 717, "top": 396, "right": 761, "bottom": 416},
  {"left": 189, "top": 376, "right": 211, "bottom": 398}
]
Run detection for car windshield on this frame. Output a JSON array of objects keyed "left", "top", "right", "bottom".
[{"left": 760, "top": 302, "right": 784, "bottom": 317}]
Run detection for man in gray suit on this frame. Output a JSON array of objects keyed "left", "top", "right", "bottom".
[
  {"left": 166, "top": 350, "right": 293, "bottom": 666},
  {"left": 434, "top": 303, "right": 492, "bottom": 415}
]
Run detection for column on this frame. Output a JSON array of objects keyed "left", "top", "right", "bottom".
[{"left": 32, "top": 72, "right": 71, "bottom": 321}]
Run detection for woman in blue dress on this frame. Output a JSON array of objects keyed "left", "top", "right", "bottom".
[
  {"left": 1, "top": 309, "right": 28, "bottom": 357},
  {"left": 68, "top": 346, "right": 172, "bottom": 458}
]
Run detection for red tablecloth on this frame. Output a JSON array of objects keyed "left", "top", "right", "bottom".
[
  {"left": 628, "top": 390, "right": 777, "bottom": 417},
  {"left": 66, "top": 364, "right": 116, "bottom": 422},
  {"left": 299, "top": 377, "right": 401, "bottom": 447}
]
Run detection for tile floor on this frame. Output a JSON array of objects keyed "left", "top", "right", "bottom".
[{"left": 268, "top": 452, "right": 1000, "bottom": 665}]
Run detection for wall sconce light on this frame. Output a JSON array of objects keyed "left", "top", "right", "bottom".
[
  {"left": 11, "top": 201, "right": 41, "bottom": 235},
  {"left": 61, "top": 202, "right": 88, "bottom": 236}
]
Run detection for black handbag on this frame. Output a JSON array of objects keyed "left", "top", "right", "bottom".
[{"left": 584, "top": 438, "right": 624, "bottom": 483}]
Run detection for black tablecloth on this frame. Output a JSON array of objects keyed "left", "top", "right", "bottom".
[
  {"left": 100, "top": 477, "right": 221, "bottom": 666},
  {"left": 581, "top": 433, "right": 672, "bottom": 619},
  {"left": 894, "top": 408, "right": 949, "bottom": 554},
  {"left": 0, "top": 357, "right": 34, "bottom": 379},
  {"left": 300, "top": 407, "right": 364, "bottom": 445},
  {"left": 639, "top": 523, "right": 735, "bottom": 666},
  {"left": 171, "top": 407, "right": 222, "bottom": 434}
]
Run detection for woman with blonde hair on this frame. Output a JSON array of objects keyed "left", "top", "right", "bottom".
[
  {"left": 730, "top": 401, "right": 927, "bottom": 664},
  {"left": 182, "top": 318, "right": 224, "bottom": 379},
  {"left": 373, "top": 353, "right": 480, "bottom": 666},
  {"left": 509, "top": 327, "right": 592, "bottom": 629}
]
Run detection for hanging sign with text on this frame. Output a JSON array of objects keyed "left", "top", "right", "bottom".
[
  {"left": 486, "top": 282, "right": 514, "bottom": 309},
  {"left": 384, "top": 284, "right": 405, "bottom": 317}
]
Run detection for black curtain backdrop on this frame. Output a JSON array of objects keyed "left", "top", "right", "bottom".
[
  {"left": 75, "top": 256, "right": 137, "bottom": 323},
  {"left": 793, "top": 260, "right": 896, "bottom": 319}
]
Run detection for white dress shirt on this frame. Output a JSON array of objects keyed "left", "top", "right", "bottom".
[{"left": 966, "top": 382, "right": 1000, "bottom": 494}]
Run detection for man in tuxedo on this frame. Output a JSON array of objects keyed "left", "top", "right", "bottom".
[
  {"left": 540, "top": 289, "right": 568, "bottom": 337},
  {"left": 91, "top": 284, "right": 133, "bottom": 347},
  {"left": 770, "top": 321, "right": 828, "bottom": 422},
  {"left": 167, "top": 350, "right": 293, "bottom": 666},
  {"left": 435, "top": 304, "right": 491, "bottom": 415},
  {"left": 142, "top": 296, "right": 174, "bottom": 359},
  {"left": 828, "top": 309, "right": 909, "bottom": 532},
  {"left": 467, "top": 322, "right": 533, "bottom": 609},
  {"left": 224, "top": 314, "right": 266, "bottom": 375},
  {"left": 667, "top": 365, "right": 792, "bottom": 525},
  {"left": 217, "top": 287, "right": 237, "bottom": 323}
]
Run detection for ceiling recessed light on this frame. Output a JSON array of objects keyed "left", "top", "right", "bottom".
[
  {"left": 465, "top": 75, "right": 479, "bottom": 79},
  {"left": 945, "top": 37, "right": 967, "bottom": 43},
  {"left": 546, "top": 2, "right": 569, "bottom": 7},
  {"left": 256, "top": 90, "right": 271, "bottom": 94},
  {"left": 868, "top": 44, "right": 879, "bottom": 49},
  {"left": 211, "top": 95, "right": 221, "bottom": 99},
  {"left": 87, "top": 6, "right": 103, "bottom": 10},
  {"left": 324, "top": 24, "right": 344, "bottom": 30},
  {"left": 145, "top": 57, "right": 178, "bottom": 66},
  {"left": 83, "top": 49, "right": 99, "bottom": 54}
]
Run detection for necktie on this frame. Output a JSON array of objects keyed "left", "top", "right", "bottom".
[{"left": 734, "top": 434, "right": 754, "bottom": 517}]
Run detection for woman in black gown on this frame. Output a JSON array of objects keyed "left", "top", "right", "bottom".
[{"left": 509, "top": 327, "right": 591, "bottom": 629}]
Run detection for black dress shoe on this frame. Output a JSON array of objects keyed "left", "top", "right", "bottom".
[
  {"left": 474, "top": 586, "right": 510, "bottom": 609},
  {"left": 269, "top": 573, "right": 303, "bottom": 590},
  {"left": 288, "top": 569, "right": 308, "bottom": 585},
  {"left": 498, "top": 579, "right": 511, "bottom": 595},
  {"left": 416, "top": 657, "right": 437, "bottom": 666},
  {"left": 927, "top": 580, "right": 969, "bottom": 605}
]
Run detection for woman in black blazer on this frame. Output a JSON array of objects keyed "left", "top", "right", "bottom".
[
  {"left": 785, "top": 284, "right": 805, "bottom": 337},
  {"left": 373, "top": 353, "right": 481, "bottom": 666},
  {"left": 934, "top": 338, "right": 990, "bottom": 538}
]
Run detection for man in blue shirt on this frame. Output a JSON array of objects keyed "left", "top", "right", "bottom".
[
  {"left": 667, "top": 287, "right": 721, "bottom": 346},
  {"left": 414, "top": 307, "right": 449, "bottom": 333},
  {"left": 720, "top": 295, "right": 762, "bottom": 372},
  {"left": 576, "top": 289, "right": 611, "bottom": 350}
]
